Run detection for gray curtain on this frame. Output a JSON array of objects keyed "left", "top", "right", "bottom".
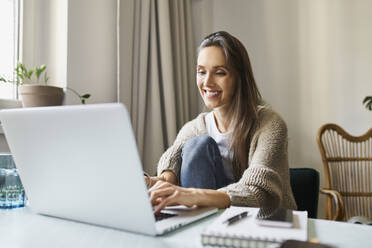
[{"left": 118, "top": 0, "right": 198, "bottom": 175}]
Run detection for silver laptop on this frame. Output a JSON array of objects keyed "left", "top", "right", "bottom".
[{"left": 0, "top": 103, "right": 217, "bottom": 236}]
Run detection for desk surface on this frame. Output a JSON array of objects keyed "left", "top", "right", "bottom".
[{"left": 1, "top": 207, "right": 371, "bottom": 248}]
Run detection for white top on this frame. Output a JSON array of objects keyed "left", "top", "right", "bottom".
[{"left": 205, "top": 112, "right": 234, "bottom": 182}]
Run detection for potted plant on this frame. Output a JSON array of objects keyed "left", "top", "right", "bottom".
[
  {"left": 363, "top": 96, "right": 372, "bottom": 111},
  {"left": 0, "top": 62, "right": 90, "bottom": 107}
]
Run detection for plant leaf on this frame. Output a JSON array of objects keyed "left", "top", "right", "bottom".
[
  {"left": 81, "top": 99, "right": 86, "bottom": 104},
  {"left": 367, "top": 101, "right": 372, "bottom": 111},
  {"left": 15, "top": 63, "right": 28, "bottom": 82},
  {"left": 0, "top": 77, "right": 7, "bottom": 83},
  {"left": 27, "top": 69, "right": 34, "bottom": 80},
  {"left": 81, "top": 94, "right": 91, "bottom": 99},
  {"left": 35, "top": 68, "right": 42, "bottom": 80},
  {"left": 35, "top": 64, "right": 47, "bottom": 80},
  {"left": 363, "top": 96, "right": 372, "bottom": 111},
  {"left": 44, "top": 72, "right": 49, "bottom": 84},
  {"left": 20, "top": 63, "right": 28, "bottom": 76},
  {"left": 362, "top": 96, "right": 372, "bottom": 104},
  {"left": 19, "top": 63, "right": 26, "bottom": 71},
  {"left": 40, "top": 64, "right": 47, "bottom": 72},
  {"left": 17, "top": 73, "right": 24, "bottom": 80}
]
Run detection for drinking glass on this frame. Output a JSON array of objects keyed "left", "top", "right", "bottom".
[{"left": 0, "top": 153, "right": 26, "bottom": 209}]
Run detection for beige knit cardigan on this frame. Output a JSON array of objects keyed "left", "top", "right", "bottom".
[{"left": 157, "top": 107, "right": 297, "bottom": 210}]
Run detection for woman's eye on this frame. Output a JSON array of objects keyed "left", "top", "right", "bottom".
[
  {"left": 216, "top": 71, "right": 226, "bottom": 76},
  {"left": 197, "top": 71, "right": 206, "bottom": 75}
]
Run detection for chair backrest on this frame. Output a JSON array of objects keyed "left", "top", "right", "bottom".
[
  {"left": 289, "top": 168, "right": 319, "bottom": 218},
  {"left": 317, "top": 123, "right": 372, "bottom": 220}
]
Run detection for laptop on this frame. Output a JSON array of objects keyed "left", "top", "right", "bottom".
[{"left": 0, "top": 103, "right": 217, "bottom": 236}]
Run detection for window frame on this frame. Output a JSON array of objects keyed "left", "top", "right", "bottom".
[{"left": 0, "top": 0, "right": 20, "bottom": 100}]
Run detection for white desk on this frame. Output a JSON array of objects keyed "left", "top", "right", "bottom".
[{"left": 1, "top": 207, "right": 371, "bottom": 248}]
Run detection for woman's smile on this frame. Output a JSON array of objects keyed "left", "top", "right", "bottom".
[{"left": 203, "top": 89, "right": 222, "bottom": 98}]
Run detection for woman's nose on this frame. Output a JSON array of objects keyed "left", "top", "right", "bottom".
[{"left": 203, "top": 73, "right": 213, "bottom": 87}]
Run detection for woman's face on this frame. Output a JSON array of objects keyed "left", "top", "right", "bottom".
[{"left": 197, "top": 46, "right": 235, "bottom": 111}]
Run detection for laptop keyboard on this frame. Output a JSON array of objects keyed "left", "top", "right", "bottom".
[{"left": 155, "top": 212, "right": 178, "bottom": 222}]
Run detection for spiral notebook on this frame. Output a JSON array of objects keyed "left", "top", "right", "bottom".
[{"left": 201, "top": 206, "right": 307, "bottom": 248}]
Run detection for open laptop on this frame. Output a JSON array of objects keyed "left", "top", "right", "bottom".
[{"left": 0, "top": 103, "right": 217, "bottom": 236}]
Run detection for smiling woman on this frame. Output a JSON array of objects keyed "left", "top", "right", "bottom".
[{"left": 145, "top": 31, "right": 297, "bottom": 214}]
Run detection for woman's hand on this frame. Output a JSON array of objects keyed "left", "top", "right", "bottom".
[
  {"left": 149, "top": 181, "right": 197, "bottom": 214},
  {"left": 148, "top": 181, "right": 231, "bottom": 214},
  {"left": 144, "top": 170, "right": 177, "bottom": 188}
]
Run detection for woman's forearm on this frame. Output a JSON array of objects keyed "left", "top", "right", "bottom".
[
  {"left": 192, "top": 188, "right": 231, "bottom": 209},
  {"left": 160, "top": 170, "right": 177, "bottom": 184}
]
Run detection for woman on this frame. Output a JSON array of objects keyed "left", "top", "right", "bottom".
[{"left": 145, "top": 31, "right": 297, "bottom": 214}]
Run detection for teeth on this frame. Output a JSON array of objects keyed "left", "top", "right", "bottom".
[{"left": 205, "top": 91, "right": 220, "bottom": 96}]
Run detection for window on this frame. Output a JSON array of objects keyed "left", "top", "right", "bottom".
[{"left": 0, "top": 0, "right": 19, "bottom": 99}]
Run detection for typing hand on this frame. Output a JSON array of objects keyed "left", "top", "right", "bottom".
[
  {"left": 144, "top": 175, "right": 167, "bottom": 188},
  {"left": 148, "top": 181, "right": 196, "bottom": 214}
]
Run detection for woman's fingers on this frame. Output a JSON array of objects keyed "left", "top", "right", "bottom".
[
  {"left": 149, "top": 183, "right": 181, "bottom": 213},
  {"left": 148, "top": 181, "right": 197, "bottom": 214},
  {"left": 149, "top": 180, "right": 171, "bottom": 192},
  {"left": 149, "top": 187, "right": 175, "bottom": 204},
  {"left": 153, "top": 190, "right": 179, "bottom": 214}
]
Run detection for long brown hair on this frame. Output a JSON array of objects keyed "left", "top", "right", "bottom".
[{"left": 198, "top": 31, "right": 262, "bottom": 179}]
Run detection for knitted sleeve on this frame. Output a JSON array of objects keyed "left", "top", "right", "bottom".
[{"left": 219, "top": 111, "right": 288, "bottom": 210}]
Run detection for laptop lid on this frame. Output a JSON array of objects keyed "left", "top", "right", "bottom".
[{"left": 0, "top": 103, "right": 157, "bottom": 235}]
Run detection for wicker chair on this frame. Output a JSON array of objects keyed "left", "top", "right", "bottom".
[{"left": 317, "top": 123, "right": 372, "bottom": 221}]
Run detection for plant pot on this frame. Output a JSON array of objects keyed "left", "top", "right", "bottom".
[
  {"left": 18, "top": 85, "right": 65, "bottom": 107},
  {"left": 0, "top": 99, "right": 22, "bottom": 109}
]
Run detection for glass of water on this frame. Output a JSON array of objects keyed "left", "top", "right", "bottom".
[{"left": 0, "top": 153, "right": 26, "bottom": 209}]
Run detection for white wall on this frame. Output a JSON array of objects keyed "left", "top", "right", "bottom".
[
  {"left": 191, "top": 0, "right": 213, "bottom": 110},
  {"left": 66, "top": 0, "right": 117, "bottom": 104},
  {"left": 192, "top": 0, "right": 372, "bottom": 218}
]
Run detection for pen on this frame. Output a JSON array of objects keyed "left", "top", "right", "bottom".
[{"left": 223, "top": 211, "right": 249, "bottom": 225}]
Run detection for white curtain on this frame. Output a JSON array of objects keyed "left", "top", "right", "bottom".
[{"left": 118, "top": 0, "right": 198, "bottom": 175}]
